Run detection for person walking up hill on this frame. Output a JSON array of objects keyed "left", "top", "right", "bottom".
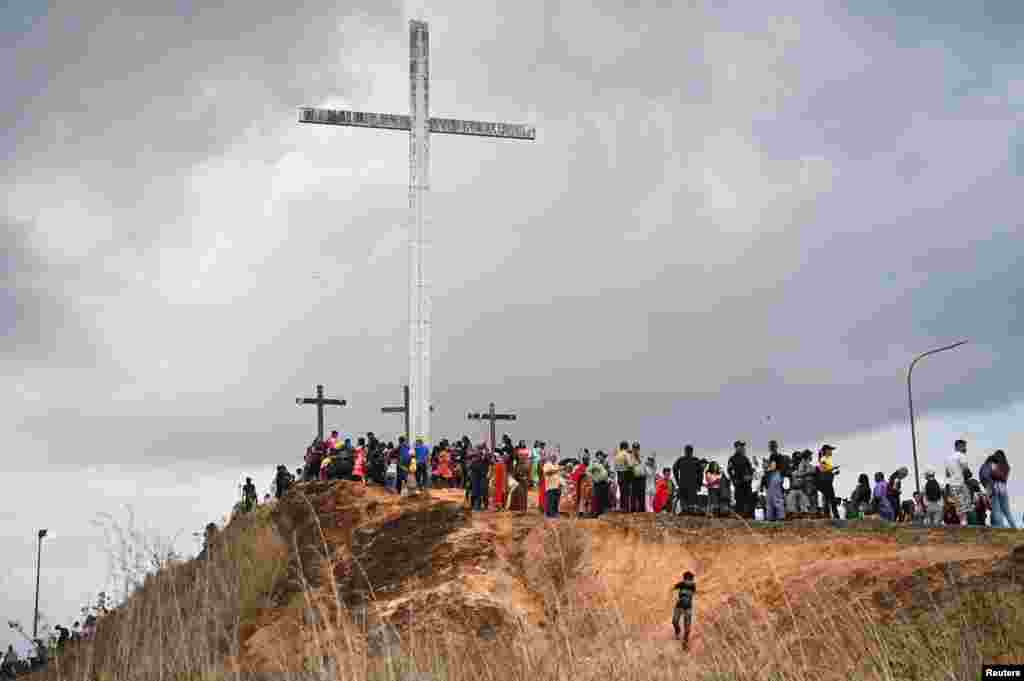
[{"left": 671, "top": 571, "right": 697, "bottom": 649}]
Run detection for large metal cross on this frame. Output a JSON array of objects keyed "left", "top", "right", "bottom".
[
  {"left": 467, "top": 402, "right": 517, "bottom": 455},
  {"left": 298, "top": 19, "right": 535, "bottom": 447},
  {"left": 295, "top": 384, "right": 346, "bottom": 444}
]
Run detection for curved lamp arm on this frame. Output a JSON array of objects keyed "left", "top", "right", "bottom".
[{"left": 907, "top": 340, "right": 968, "bottom": 496}]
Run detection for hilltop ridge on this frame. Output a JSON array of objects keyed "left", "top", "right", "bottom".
[{"left": 29, "top": 479, "right": 1024, "bottom": 681}]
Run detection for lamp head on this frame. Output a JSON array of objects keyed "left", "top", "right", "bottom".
[{"left": 38, "top": 529, "right": 48, "bottom": 539}]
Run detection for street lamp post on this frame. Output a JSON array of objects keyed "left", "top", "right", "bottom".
[
  {"left": 33, "top": 529, "right": 47, "bottom": 639},
  {"left": 908, "top": 341, "right": 968, "bottom": 496}
]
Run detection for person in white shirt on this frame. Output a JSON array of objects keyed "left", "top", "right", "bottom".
[
  {"left": 542, "top": 453, "right": 563, "bottom": 519},
  {"left": 945, "top": 439, "right": 972, "bottom": 525}
]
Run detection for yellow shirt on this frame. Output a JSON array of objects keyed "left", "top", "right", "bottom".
[
  {"left": 614, "top": 449, "right": 630, "bottom": 471},
  {"left": 543, "top": 463, "right": 562, "bottom": 489},
  {"left": 819, "top": 455, "right": 834, "bottom": 473}
]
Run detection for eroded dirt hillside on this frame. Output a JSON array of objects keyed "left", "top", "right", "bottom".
[{"left": 233, "top": 480, "right": 1023, "bottom": 676}]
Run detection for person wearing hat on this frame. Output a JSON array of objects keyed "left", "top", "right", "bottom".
[
  {"left": 922, "top": 470, "right": 944, "bottom": 525},
  {"left": 728, "top": 441, "right": 755, "bottom": 518},
  {"left": 816, "top": 445, "right": 840, "bottom": 519}
]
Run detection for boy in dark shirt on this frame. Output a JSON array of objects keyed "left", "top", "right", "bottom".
[{"left": 671, "top": 571, "right": 697, "bottom": 647}]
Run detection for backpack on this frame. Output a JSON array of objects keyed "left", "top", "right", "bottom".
[
  {"left": 677, "top": 584, "right": 694, "bottom": 609},
  {"left": 924, "top": 478, "right": 942, "bottom": 502}
]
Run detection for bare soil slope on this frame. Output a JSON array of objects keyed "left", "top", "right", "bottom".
[{"left": 235, "top": 481, "right": 1023, "bottom": 676}]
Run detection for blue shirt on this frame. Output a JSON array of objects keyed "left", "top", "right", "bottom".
[
  {"left": 415, "top": 444, "right": 429, "bottom": 464},
  {"left": 399, "top": 445, "right": 412, "bottom": 465}
]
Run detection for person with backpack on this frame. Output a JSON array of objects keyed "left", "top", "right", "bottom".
[
  {"left": 671, "top": 571, "right": 697, "bottom": 648},
  {"left": 923, "top": 470, "right": 943, "bottom": 525}
]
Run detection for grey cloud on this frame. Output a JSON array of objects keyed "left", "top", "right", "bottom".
[{"left": 1, "top": 217, "right": 97, "bottom": 366}]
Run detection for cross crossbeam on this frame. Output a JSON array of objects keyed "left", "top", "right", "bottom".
[
  {"left": 298, "top": 20, "right": 535, "bottom": 447},
  {"left": 381, "top": 384, "right": 434, "bottom": 444},
  {"left": 298, "top": 108, "right": 536, "bottom": 140},
  {"left": 296, "top": 384, "right": 346, "bottom": 443},
  {"left": 467, "top": 402, "right": 517, "bottom": 454}
]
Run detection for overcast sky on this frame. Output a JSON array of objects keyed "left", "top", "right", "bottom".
[{"left": 3, "top": 0, "right": 1023, "bottom": 650}]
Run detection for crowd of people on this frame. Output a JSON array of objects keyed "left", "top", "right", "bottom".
[
  {"left": 235, "top": 432, "right": 1017, "bottom": 529},
  {"left": 1, "top": 615, "right": 97, "bottom": 679}
]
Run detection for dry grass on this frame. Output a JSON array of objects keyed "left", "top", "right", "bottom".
[{"left": 29, "top": 490, "right": 1024, "bottom": 681}]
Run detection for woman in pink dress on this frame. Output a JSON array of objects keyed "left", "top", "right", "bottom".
[{"left": 353, "top": 445, "right": 367, "bottom": 485}]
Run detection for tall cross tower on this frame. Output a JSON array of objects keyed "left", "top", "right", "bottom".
[{"left": 299, "top": 21, "right": 536, "bottom": 445}]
